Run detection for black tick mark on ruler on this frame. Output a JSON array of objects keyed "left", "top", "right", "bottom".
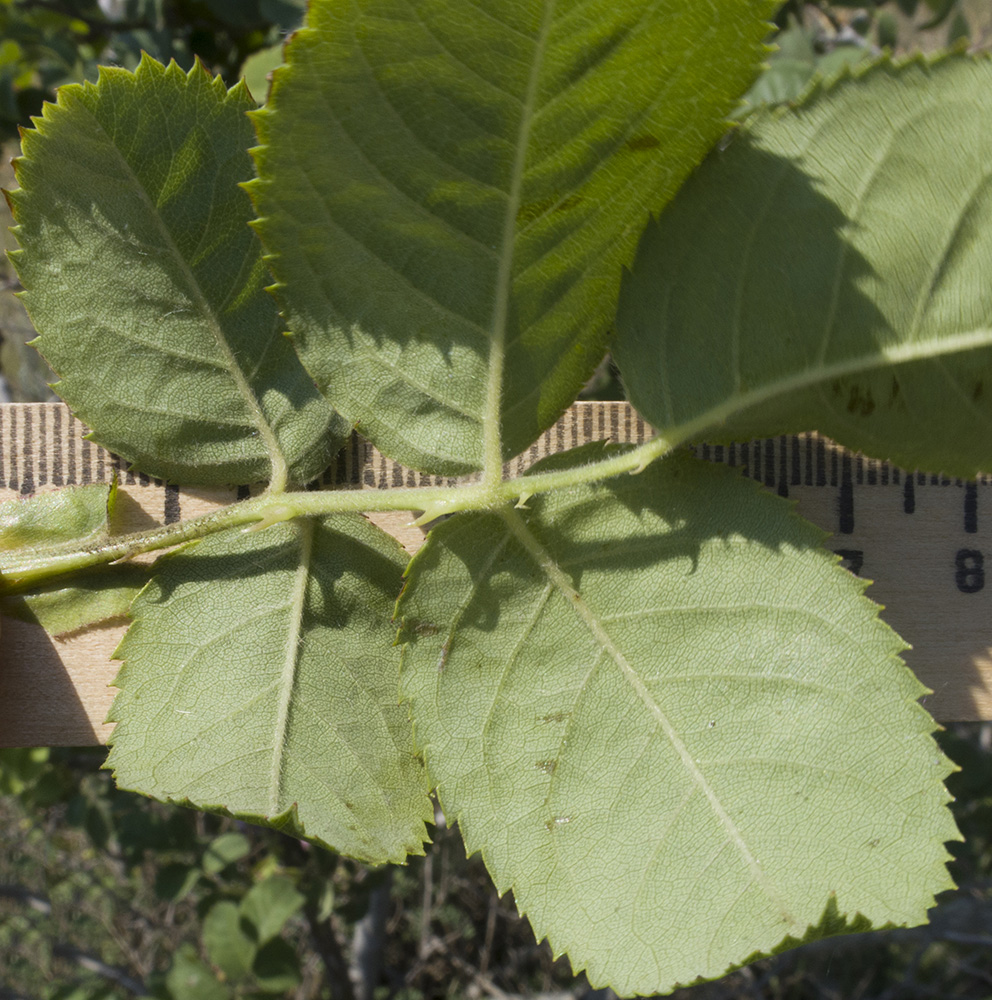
[
  {"left": 163, "top": 483, "right": 181, "bottom": 524},
  {"left": 838, "top": 453, "right": 854, "bottom": 534},
  {"left": 965, "top": 483, "right": 978, "bottom": 534},
  {"left": 903, "top": 477, "right": 915, "bottom": 515}
]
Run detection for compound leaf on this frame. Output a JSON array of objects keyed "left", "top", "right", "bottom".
[
  {"left": 7, "top": 55, "right": 346, "bottom": 488},
  {"left": 106, "top": 514, "right": 431, "bottom": 864},
  {"left": 249, "top": 0, "right": 774, "bottom": 475},
  {"left": 616, "top": 55, "right": 992, "bottom": 478},
  {"left": 398, "top": 450, "right": 958, "bottom": 995}
]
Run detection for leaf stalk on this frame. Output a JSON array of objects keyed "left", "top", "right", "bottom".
[{"left": 0, "top": 430, "right": 679, "bottom": 595}]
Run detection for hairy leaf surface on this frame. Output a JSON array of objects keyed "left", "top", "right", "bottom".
[
  {"left": 107, "top": 514, "right": 431, "bottom": 864},
  {"left": 615, "top": 56, "right": 992, "bottom": 477},
  {"left": 7, "top": 56, "right": 345, "bottom": 487},
  {"left": 249, "top": 0, "right": 774, "bottom": 475},
  {"left": 398, "top": 451, "right": 957, "bottom": 994},
  {"left": 0, "top": 482, "right": 146, "bottom": 631}
]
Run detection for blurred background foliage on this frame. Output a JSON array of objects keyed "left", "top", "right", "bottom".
[
  {"left": 3, "top": 2, "right": 992, "bottom": 998},
  {"left": 6, "top": 730, "right": 992, "bottom": 1000}
]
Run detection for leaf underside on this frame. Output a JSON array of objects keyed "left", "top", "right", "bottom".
[
  {"left": 0, "top": 483, "right": 146, "bottom": 632},
  {"left": 249, "top": 0, "right": 775, "bottom": 475},
  {"left": 398, "top": 450, "right": 958, "bottom": 995},
  {"left": 7, "top": 55, "right": 346, "bottom": 487},
  {"left": 107, "top": 514, "right": 432, "bottom": 864},
  {"left": 615, "top": 55, "right": 992, "bottom": 478}
]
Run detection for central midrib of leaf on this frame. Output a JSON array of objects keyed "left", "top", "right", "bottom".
[
  {"left": 482, "top": 1, "right": 556, "bottom": 487},
  {"left": 268, "top": 518, "right": 314, "bottom": 813},
  {"left": 499, "top": 506, "right": 796, "bottom": 926},
  {"left": 77, "top": 99, "right": 290, "bottom": 491}
]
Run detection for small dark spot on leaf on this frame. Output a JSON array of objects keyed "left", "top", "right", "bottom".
[
  {"left": 413, "top": 621, "right": 439, "bottom": 637},
  {"left": 516, "top": 197, "right": 555, "bottom": 224},
  {"left": 540, "top": 711, "right": 572, "bottom": 724},
  {"left": 535, "top": 760, "right": 557, "bottom": 775},
  {"left": 626, "top": 135, "right": 661, "bottom": 151},
  {"left": 846, "top": 385, "right": 874, "bottom": 416},
  {"left": 831, "top": 380, "right": 842, "bottom": 396},
  {"left": 974, "top": 380, "right": 984, "bottom": 402},
  {"left": 889, "top": 376, "right": 900, "bottom": 402},
  {"left": 555, "top": 194, "right": 583, "bottom": 213},
  {"left": 517, "top": 194, "right": 583, "bottom": 224}
]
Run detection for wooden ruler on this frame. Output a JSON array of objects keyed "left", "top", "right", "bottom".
[{"left": 2, "top": 401, "right": 991, "bottom": 746}]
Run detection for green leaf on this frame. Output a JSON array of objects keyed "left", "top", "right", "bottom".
[
  {"left": 106, "top": 514, "right": 432, "bottom": 865},
  {"left": 615, "top": 55, "right": 992, "bottom": 478},
  {"left": 876, "top": 11, "right": 899, "bottom": 49},
  {"left": 398, "top": 450, "right": 958, "bottom": 995},
  {"left": 7, "top": 55, "right": 346, "bottom": 488},
  {"left": 241, "top": 41, "right": 283, "bottom": 104},
  {"left": 240, "top": 876, "right": 304, "bottom": 945},
  {"left": 251, "top": 938, "right": 301, "bottom": 993},
  {"left": 154, "top": 861, "right": 201, "bottom": 902},
  {"left": 202, "top": 832, "right": 252, "bottom": 874},
  {"left": 203, "top": 900, "right": 256, "bottom": 981},
  {"left": 0, "top": 482, "right": 146, "bottom": 631},
  {"left": 249, "top": 0, "right": 774, "bottom": 475},
  {"left": 947, "top": 10, "right": 971, "bottom": 44},
  {"left": 167, "top": 944, "right": 231, "bottom": 1000},
  {"left": 0, "top": 568, "right": 147, "bottom": 634},
  {"left": 0, "top": 482, "right": 110, "bottom": 551},
  {"left": 742, "top": 57, "right": 815, "bottom": 108}
]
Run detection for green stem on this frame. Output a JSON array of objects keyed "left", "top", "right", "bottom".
[{"left": 0, "top": 430, "right": 678, "bottom": 595}]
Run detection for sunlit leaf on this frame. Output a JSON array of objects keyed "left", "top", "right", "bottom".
[
  {"left": 249, "top": 0, "right": 774, "bottom": 475},
  {"left": 106, "top": 514, "right": 432, "bottom": 864},
  {"left": 7, "top": 55, "right": 346, "bottom": 487},
  {"left": 399, "top": 449, "right": 958, "bottom": 995}
]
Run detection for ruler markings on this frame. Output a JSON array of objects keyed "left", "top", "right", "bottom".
[
  {"left": 15, "top": 405, "right": 992, "bottom": 529},
  {"left": 7, "top": 406, "right": 16, "bottom": 490},
  {"left": 966, "top": 483, "right": 979, "bottom": 534},
  {"left": 164, "top": 483, "right": 181, "bottom": 524},
  {"left": 37, "top": 405, "right": 46, "bottom": 487},
  {"left": 839, "top": 453, "right": 854, "bottom": 534},
  {"left": 4, "top": 402, "right": 992, "bottom": 725},
  {"left": 0, "top": 406, "right": 6, "bottom": 489},
  {"left": 904, "top": 476, "right": 915, "bottom": 514},
  {"left": 67, "top": 410, "right": 77, "bottom": 485},
  {"left": 52, "top": 405, "right": 62, "bottom": 487},
  {"left": 21, "top": 407, "right": 33, "bottom": 495}
]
